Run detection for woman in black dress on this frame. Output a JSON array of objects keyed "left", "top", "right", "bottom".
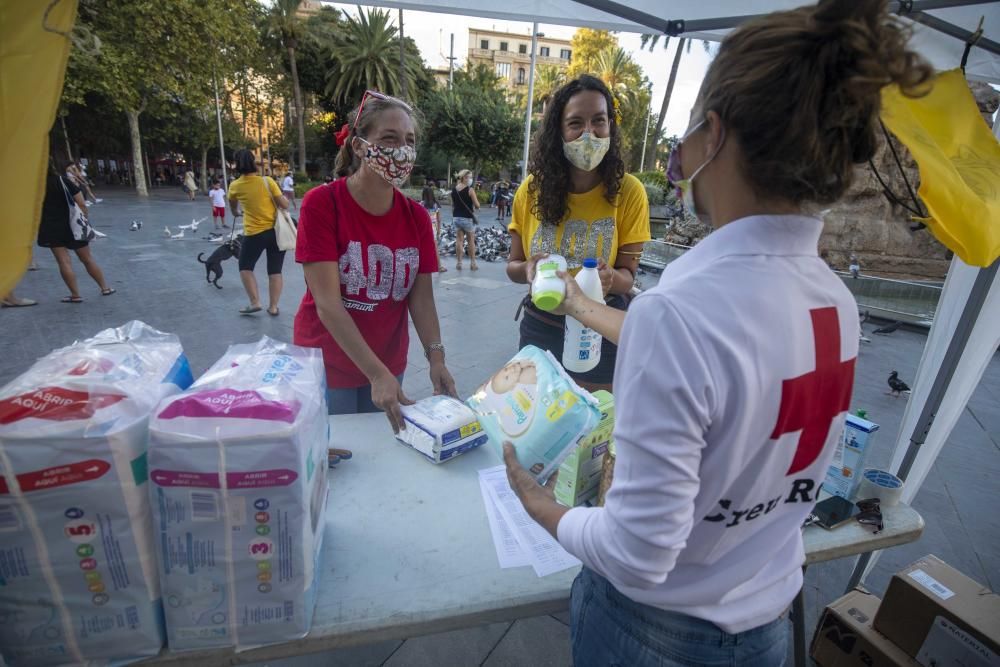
[{"left": 38, "top": 162, "right": 114, "bottom": 303}]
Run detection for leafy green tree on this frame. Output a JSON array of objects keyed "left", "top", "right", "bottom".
[
  {"left": 533, "top": 65, "right": 566, "bottom": 115},
  {"left": 266, "top": 0, "right": 310, "bottom": 175},
  {"left": 66, "top": 0, "right": 259, "bottom": 196},
  {"left": 566, "top": 28, "right": 619, "bottom": 79},
  {"left": 324, "top": 8, "right": 426, "bottom": 106}
]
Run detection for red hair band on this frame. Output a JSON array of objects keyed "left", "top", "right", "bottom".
[{"left": 334, "top": 123, "right": 351, "bottom": 147}]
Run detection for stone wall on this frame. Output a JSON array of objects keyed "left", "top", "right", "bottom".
[{"left": 658, "top": 79, "right": 999, "bottom": 280}]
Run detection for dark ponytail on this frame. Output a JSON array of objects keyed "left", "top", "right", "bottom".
[{"left": 234, "top": 149, "right": 257, "bottom": 175}]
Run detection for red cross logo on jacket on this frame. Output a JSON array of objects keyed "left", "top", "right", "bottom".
[{"left": 771, "top": 307, "right": 856, "bottom": 475}]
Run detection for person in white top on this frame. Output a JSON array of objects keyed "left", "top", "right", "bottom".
[
  {"left": 209, "top": 180, "right": 229, "bottom": 230},
  {"left": 281, "top": 172, "right": 296, "bottom": 210},
  {"left": 502, "top": 1, "right": 934, "bottom": 664}
]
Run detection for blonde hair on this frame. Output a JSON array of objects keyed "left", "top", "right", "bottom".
[
  {"left": 455, "top": 169, "right": 473, "bottom": 185},
  {"left": 334, "top": 96, "right": 420, "bottom": 178},
  {"left": 698, "top": 0, "right": 933, "bottom": 205}
]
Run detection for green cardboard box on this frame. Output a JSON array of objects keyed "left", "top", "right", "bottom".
[{"left": 555, "top": 390, "right": 614, "bottom": 507}]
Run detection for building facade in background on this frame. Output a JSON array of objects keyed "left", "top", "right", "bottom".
[{"left": 467, "top": 28, "right": 572, "bottom": 92}]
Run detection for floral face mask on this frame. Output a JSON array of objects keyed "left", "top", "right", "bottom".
[
  {"left": 358, "top": 137, "right": 416, "bottom": 188},
  {"left": 562, "top": 132, "right": 610, "bottom": 172}
]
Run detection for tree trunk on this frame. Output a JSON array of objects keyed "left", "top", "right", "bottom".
[
  {"left": 60, "top": 115, "right": 74, "bottom": 162},
  {"left": 288, "top": 46, "right": 307, "bottom": 176},
  {"left": 398, "top": 9, "right": 408, "bottom": 99},
  {"left": 125, "top": 109, "right": 149, "bottom": 197},
  {"left": 201, "top": 146, "right": 209, "bottom": 191},
  {"left": 645, "top": 37, "right": 684, "bottom": 171}
]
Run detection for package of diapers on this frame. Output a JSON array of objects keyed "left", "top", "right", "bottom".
[
  {"left": 148, "top": 338, "right": 329, "bottom": 652},
  {"left": 0, "top": 321, "right": 193, "bottom": 666},
  {"left": 467, "top": 346, "right": 601, "bottom": 482},
  {"left": 396, "top": 396, "right": 487, "bottom": 463}
]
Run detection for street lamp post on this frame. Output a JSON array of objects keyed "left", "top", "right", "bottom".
[
  {"left": 639, "top": 86, "right": 653, "bottom": 172},
  {"left": 521, "top": 24, "right": 541, "bottom": 182}
]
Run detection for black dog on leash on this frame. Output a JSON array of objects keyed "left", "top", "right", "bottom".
[{"left": 197, "top": 236, "right": 242, "bottom": 288}]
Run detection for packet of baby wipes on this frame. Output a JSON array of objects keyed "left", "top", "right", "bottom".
[
  {"left": 466, "top": 346, "right": 601, "bottom": 483},
  {"left": 0, "top": 321, "right": 192, "bottom": 667},
  {"left": 396, "top": 396, "right": 487, "bottom": 463},
  {"left": 148, "top": 338, "right": 329, "bottom": 653}
]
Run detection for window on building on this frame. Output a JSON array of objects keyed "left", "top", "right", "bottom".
[
  {"left": 517, "top": 67, "right": 526, "bottom": 84},
  {"left": 519, "top": 44, "right": 527, "bottom": 54},
  {"left": 495, "top": 62, "right": 511, "bottom": 79},
  {"left": 539, "top": 46, "right": 550, "bottom": 57},
  {"left": 560, "top": 49, "right": 571, "bottom": 60},
  {"left": 500, "top": 41, "right": 509, "bottom": 51},
  {"left": 480, "top": 39, "right": 489, "bottom": 50}
]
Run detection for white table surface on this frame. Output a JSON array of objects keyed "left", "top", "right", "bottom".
[{"left": 143, "top": 413, "right": 923, "bottom": 665}]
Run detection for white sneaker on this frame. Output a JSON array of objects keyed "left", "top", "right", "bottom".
[{"left": 95, "top": 198, "right": 104, "bottom": 203}]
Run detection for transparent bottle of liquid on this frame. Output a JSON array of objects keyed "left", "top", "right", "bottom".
[
  {"left": 531, "top": 254, "right": 568, "bottom": 311},
  {"left": 563, "top": 258, "right": 603, "bottom": 373}
]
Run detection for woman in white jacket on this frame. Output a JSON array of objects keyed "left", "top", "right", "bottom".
[{"left": 503, "top": 1, "right": 933, "bottom": 664}]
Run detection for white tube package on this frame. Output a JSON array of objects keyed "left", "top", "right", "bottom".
[
  {"left": 467, "top": 346, "right": 601, "bottom": 482},
  {"left": 148, "top": 338, "right": 329, "bottom": 652},
  {"left": 0, "top": 321, "right": 193, "bottom": 667}
]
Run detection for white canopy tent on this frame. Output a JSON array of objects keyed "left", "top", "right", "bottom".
[{"left": 361, "top": 0, "right": 1000, "bottom": 595}]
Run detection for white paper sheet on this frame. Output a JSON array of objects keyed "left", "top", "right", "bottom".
[
  {"left": 478, "top": 472, "right": 531, "bottom": 568},
  {"left": 479, "top": 466, "right": 580, "bottom": 578}
]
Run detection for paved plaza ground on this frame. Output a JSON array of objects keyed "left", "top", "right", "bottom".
[{"left": 3, "top": 185, "right": 997, "bottom": 666}]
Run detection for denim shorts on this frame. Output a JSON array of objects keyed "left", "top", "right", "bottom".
[
  {"left": 453, "top": 216, "right": 474, "bottom": 233},
  {"left": 326, "top": 373, "right": 404, "bottom": 416},
  {"left": 570, "top": 567, "right": 789, "bottom": 666}
]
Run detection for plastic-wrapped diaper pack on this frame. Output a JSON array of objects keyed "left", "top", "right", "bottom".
[
  {"left": 148, "top": 338, "right": 329, "bottom": 652},
  {"left": 0, "top": 321, "right": 193, "bottom": 667},
  {"left": 396, "top": 396, "right": 487, "bottom": 463},
  {"left": 467, "top": 346, "right": 601, "bottom": 482}
]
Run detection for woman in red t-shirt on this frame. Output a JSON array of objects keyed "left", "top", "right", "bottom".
[{"left": 294, "top": 91, "right": 458, "bottom": 431}]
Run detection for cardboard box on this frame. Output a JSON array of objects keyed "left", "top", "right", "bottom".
[
  {"left": 874, "top": 554, "right": 1000, "bottom": 666},
  {"left": 555, "top": 390, "right": 614, "bottom": 507},
  {"left": 824, "top": 414, "right": 879, "bottom": 499},
  {"left": 811, "top": 590, "right": 918, "bottom": 667}
]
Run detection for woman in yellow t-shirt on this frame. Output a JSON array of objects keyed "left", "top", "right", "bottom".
[
  {"left": 228, "top": 149, "right": 291, "bottom": 316},
  {"left": 507, "top": 75, "right": 650, "bottom": 392}
]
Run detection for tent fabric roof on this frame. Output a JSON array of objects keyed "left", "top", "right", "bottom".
[{"left": 366, "top": 0, "right": 1000, "bottom": 83}]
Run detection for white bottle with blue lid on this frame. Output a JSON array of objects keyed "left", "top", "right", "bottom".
[{"left": 563, "top": 258, "right": 603, "bottom": 373}]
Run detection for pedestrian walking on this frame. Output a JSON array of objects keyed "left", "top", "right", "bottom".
[
  {"left": 227, "top": 149, "right": 290, "bottom": 316},
  {"left": 450, "top": 169, "right": 479, "bottom": 271},
  {"left": 294, "top": 89, "right": 457, "bottom": 423},
  {"left": 183, "top": 169, "right": 198, "bottom": 200},
  {"left": 38, "top": 160, "right": 116, "bottom": 303},
  {"left": 502, "top": 2, "right": 930, "bottom": 665},
  {"left": 281, "top": 171, "right": 297, "bottom": 210},
  {"left": 209, "top": 180, "right": 229, "bottom": 230}
]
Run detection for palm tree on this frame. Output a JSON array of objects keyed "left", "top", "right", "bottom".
[
  {"left": 267, "top": 0, "right": 308, "bottom": 174},
  {"left": 532, "top": 65, "right": 565, "bottom": 115},
  {"left": 593, "top": 46, "right": 638, "bottom": 106},
  {"left": 325, "top": 8, "right": 422, "bottom": 105}
]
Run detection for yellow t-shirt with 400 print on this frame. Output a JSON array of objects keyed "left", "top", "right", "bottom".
[{"left": 509, "top": 173, "right": 651, "bottom": 273}]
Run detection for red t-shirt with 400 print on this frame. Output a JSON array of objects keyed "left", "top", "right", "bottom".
[{"left": 293, "top": 179, "right": 438, "bottom": 389}]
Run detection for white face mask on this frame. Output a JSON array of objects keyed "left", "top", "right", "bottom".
[
  {"left": 465, "top": 177, "right": 473, "bottom": 186},
  {"left": 562, "top": 132, "right": 610, "bottom": 172},
  {"left": 672, "top": 120, "right": 725, "bottom": 224}
]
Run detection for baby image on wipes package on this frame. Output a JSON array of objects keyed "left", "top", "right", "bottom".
[{"left": 468, "top": 346, "right": 599, "bottom": 483}]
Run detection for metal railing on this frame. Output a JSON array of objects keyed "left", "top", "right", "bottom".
[{"left": 639, "top": 240, "right": 943, "bottom": 325}]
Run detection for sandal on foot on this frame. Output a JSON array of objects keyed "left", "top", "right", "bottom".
[
  {"left": 455, "top": 262, "right": 463, "bottom": 270},
  {"left": 470, "top": 262, "right": 479, "bottom": 271},
  {"left": 61, "top": 296, "right": 83, "bottom": 304},
  {"left": 239, "top": 305, "right": 262, "bottom": 315},
  {"left": 101, "top": 288, "right": 116, "bottom": 296},
  {"left": 2, "top": 298, "right": 38, "bottom": 308},
  {"left": 267, "top": 307, "right": 279, "bottom": 317}
]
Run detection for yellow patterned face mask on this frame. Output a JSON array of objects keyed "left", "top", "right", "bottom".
[{"left": 880, "top": 68, "right": 1000, "bottom": 267}]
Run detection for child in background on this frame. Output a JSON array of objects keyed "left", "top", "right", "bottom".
[{"left": 209, "top": 181, "right": 228, "bottom": 230}]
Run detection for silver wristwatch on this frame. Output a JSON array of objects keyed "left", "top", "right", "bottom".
[{"left": 424, "top": 342, "right": 446, "bottom": 360}]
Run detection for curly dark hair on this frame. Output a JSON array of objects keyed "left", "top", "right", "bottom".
[{"left": 527, "top": 75, "right": 625, "bottom": 226}]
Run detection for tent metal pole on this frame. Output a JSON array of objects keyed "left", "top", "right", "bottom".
[
  {"left": 844, "top": 257, "right": 999, "bottom": 595},
  {"left": 896, "top": 258, "right": 999, "bottom": 481},
  {"left": 908, "top": 11, "right": 1000, "bottom": 57},
  {"left": 522, "top": 23, "right": 539, "bottom": 183}
]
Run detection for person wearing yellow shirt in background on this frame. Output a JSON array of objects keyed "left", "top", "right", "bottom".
[
  {"left": 228, "top": 149, "right": 290, "bottom": 316},
  {"left": 507, "top": 75, "right": 650, "bottom": 393}
]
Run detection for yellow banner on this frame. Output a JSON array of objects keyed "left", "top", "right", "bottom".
[
  {"left": 881, "top": 68, "right": 1000, "bottom": 267},
  {"left": 0, "top": 0, "right": 78, "bottom": 296}
]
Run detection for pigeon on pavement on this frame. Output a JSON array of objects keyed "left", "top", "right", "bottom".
[
  {"left": 887, "top": 371, "right": 911, "bottom": 397},
  {"left": 874, "top": 321, "right": 901, "bottom": 335}
]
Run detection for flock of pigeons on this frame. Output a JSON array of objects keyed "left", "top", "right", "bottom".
[{"left": 126, "top": 216, "right": 235, "bottom": 244}]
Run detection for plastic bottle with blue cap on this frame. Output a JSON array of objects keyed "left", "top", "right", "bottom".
[{"left": 563, "top": 258, "right": 603, "bottom": 373}]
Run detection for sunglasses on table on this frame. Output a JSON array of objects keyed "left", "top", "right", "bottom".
[
  {"left": 855, "top": 497, "right": 883, "bottom": 534},
  {"left": 353, "top": 90, "right": 413, "bottom": 129}
]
